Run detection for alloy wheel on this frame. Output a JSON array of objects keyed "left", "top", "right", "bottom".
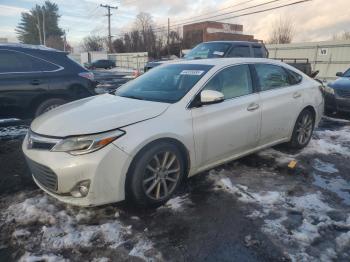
[
  {"left": 296, "top": 112, "right": 313, "bottom": 145},
  {"left": 142, "top": 151, "right": 181, "bottom": 200}
]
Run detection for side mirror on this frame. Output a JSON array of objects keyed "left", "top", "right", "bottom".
[
  {"left": 200, "top": 90, "right": 224, "bottom": 105},
  {"left": 336, "top": 72, "right": 343, "bottom": 77}
]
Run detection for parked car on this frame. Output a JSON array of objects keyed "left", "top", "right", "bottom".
[
  {"left": 23, "top": 58, "right": 324, "bottom": 207},
  {"left": 84, "top": 59, "right": 116, "bottom": 70},
  {"left": 0, "top": 44, "right": 96, "bottom": 118},
  {"left": 144, "top": 41, "right": 268, "bottom": 71},
  {"left": 324, "top": 68, "right": 350, "bottom": 114}
]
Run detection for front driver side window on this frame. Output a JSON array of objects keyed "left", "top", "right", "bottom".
[{"left": 203, "top": 64, "right": 253, "bottom": 100}]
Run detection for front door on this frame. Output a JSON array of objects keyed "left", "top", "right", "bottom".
[{"left": 191, "top": 64, "right": 261, "bottom": 169}]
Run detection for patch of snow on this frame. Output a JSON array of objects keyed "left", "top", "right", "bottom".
[
  {"left": 4, "top": 194, "right": 156, "bottom": 260},
  {"left": 313, "top": 159, "right": 338, "bottom": 173},
  {"left": 92, "top": 258, "right": 110, "bottom": 262},
  {"left": 304, "top": 138, "right": 350, "bottom": 157},
  {"left": 336, "top": 231, "right": 350, "bottom": 252},
  {"left": 312, "top": 173, "right": 350, "bottom": 205},
  {"left": 163, "top": 195, "right": 190, "bottom": 211},
  {"left": 0, "top": 118, "right": 20, "bottom": 123},
  {"left": 129, "top": 239, "right": 154, "bottom": 260},
  {"left": 290, "top": 193, "right": 333, "bottom": 212},
  {"left": 0, "top": 125, "right": 28, "bottom": 138},
  {"left": 19, "top": 252, "right": 68, "bottom": 262}
]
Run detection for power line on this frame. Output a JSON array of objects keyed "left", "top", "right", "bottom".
[
  {"left": 153, "top": 0, "right": 311, "bottom": 33},
  {"left": 171, "top": 0, "right": 257, "bottom": 24},
  {"left": 153, "top": 0, "right": 289, "bottom": 31}
]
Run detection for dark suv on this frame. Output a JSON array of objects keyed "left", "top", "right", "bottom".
[
  {"left": 85, "top": 59, "right": 116, "bottom": 70},
  {"left": 144, "top": 41, "right": 268, "bottom": 71},
  {"left": 0, "top": 44, "right": 96, "bottom": 118}
]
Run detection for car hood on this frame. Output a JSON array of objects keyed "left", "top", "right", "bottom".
[
  {"left": 328, "top": 77, "right": 350, "bottom": 89},
  {"left": 31, "top": 94, "right": 170, "bottom": 137}
]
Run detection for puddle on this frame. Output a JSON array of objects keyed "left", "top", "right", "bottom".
[{"left": 312, "top": 172, "right": 350, "bottom": 205}]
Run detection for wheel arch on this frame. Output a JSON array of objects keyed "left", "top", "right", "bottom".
[
  {"left": 29, "top": 94, "right": 70, "bottom": 118},
  {"left": 124, "top": 137, "right": 191, "bottom": 195}
]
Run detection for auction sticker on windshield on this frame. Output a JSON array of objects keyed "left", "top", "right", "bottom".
[
  {"left": 180, "top": 70, "right": 205, "bottom": 76},
  {"left": 213, "top": 51, "right": 224, "bottom": 56}
]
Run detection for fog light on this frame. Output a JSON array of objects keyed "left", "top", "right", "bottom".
[{"left": 70, "top": 180, "right": 90, "bottom": 198}]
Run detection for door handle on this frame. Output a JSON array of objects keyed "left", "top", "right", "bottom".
[
  {"left": 30, "top": 79, "right": 42, "bottom": 85},
  {"left": 293, "top": 92, "right": 302, "bottom": 99},
  {"left": 247, "top": 103, "right": 259, "bottom": 111}
]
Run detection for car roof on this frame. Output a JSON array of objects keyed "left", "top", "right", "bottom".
[
  {"left": 202, "top": 41, "right": 263, "bottom": 45},
  {"left": 0, "top": 43, "right": 64, "bottom": 53},
  {"left": 169, "top": 57, "right": 286, "bottom": 67}
]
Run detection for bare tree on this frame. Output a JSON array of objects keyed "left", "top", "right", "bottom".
[
  {"left": 81, "top": 35, "right": 105, "bottom": 52},
  {"left": 135, "top": 12, "right": 154, "bottom": 33},
  {"left": 333, "top": 31, "right": 350, "bottom": 40},
  {"left": 268, "top": 17, "right": 294, "bottom": 44}
]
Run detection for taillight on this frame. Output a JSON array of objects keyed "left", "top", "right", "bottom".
[
  {"left": 79, "top": 72, "right": 94, "bottom": 81},
  {"left": 132, "top": 70, "right": 141, "bottom": 78}
]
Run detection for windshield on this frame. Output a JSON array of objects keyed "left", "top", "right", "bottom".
[
  {"left": 116, "top": 64, "right": 212, "bottom": 103},
  {"left": 343, "top": 68, "right": 350, "bottom": 77},
  {"left": 185, "top": 42, "right": 232, "bottom": 59}
]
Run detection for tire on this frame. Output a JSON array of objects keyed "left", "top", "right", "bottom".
[
  {"left": 126, "top": 142, "right": 186, "bottom": 207},
  {"left": 287, "top": 109, "right": 315, "bottom": 149},
  {"left": 35, "top": 98, "right": 67, "bottom": 117}
]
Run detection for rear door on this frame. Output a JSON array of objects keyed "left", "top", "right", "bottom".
[
  {"left": 254, "top": 63, "right": 303, "bottom": 146},
  {"left": 191, "top": 64, "right": 261, "bottom": 168},
  {"left": 0, "top": 49, "right": 55, "bottom": 118}
]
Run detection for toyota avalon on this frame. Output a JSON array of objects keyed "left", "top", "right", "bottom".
[{"left": 23, "top": 58, "right": 324, "bottom": 207}]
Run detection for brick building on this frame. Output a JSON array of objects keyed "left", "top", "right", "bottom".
[{"left": 183, "top": 21, "right": 257, "bottom": 48}]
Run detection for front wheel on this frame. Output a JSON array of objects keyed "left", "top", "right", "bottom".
[
  {"left": 287, "top": 109, "right": 315, "bottom": 149},
  {"left": 126, "top": 142, "right": 185, "bottom": 207},
  {"left": 35, "top": 98, "right": 67, "bottom": 117}
]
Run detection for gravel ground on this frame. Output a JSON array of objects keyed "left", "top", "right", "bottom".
[{"left": 0, "top": 116, "right": 349, "bottom": 262}]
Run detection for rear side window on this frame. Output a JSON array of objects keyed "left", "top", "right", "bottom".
[
  {"left": 253, "top": 46, "right": 264, "bottom": 58},
  {"left": 0, "top": 50, "right": 60, "bottom": 73},
  {"left": 255, "top": 64, "right": 290, "bottom": 91},
  {"left": 286, "top": 69, "right": 303, "bottom": 85},
  {"left": 203, "top": 64, "right": 253, "bottom": 99},
  {"left": 227, "top": 46, "right": 251, "bottom": 57}
]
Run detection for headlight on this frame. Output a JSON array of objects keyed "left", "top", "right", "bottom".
[
  {"left": 324, "top": 85, "right": 335, "bottom": 94},
  {"left": 51, "top": 129, "right": 125, "bottom": 155}
]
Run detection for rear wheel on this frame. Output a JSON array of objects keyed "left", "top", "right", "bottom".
[
  {"left": 287, "top": 109, "right": 315, "bottom": 149},
  {"left": 126, "top": 142, "right": 185, "bottom": 207},
  {"left": 35, "top": 98, "right": 67, "bottom": 117}
]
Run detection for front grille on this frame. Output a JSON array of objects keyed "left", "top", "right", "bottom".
[
  {"left": 26, "top": 158, "right": 58, "bottom": 191},
  {"left": 27, "top": 130, "right": 60, "bottom": 151},
  {"left": 336, "top": 89, "right": 350, "bottom": 98},
  {"left": 31, "top": 141, "right": 56, "bottom": 150}
]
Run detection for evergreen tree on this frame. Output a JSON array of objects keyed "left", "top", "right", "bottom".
[{"left": 16, "top": 1, "right": 64, "bottom": 47}]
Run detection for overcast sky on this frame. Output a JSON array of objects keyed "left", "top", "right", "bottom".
[{"left": 1, "top": 0, "right": 349, "bottom": 49}]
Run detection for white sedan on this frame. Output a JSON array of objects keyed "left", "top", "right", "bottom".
[{"left": 22, "top": 58, "right": 324, "bottom": 207}]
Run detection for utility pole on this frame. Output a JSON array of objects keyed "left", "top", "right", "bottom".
[
  {"left": 42, "top": 7, "right": 46, "bottom": 45},
  {"left": 100, "top": 4, "right": 118, "bottom": 52},
  {"left": 36, "top": 12, "right": 42, "bottom": 45},
  {"left": 167, "top": 18, "right": 170, "bottom": 55}
]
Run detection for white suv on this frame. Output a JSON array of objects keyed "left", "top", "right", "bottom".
[{"left": 23, "top": 58, "right": 324, "bottom": 207}]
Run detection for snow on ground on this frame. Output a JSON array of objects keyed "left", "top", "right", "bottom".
[
  {"left": 0, "top": 125, "right": 28, "bottom": 139},
  {"left": 2, "top": 194, "right": 161, "bottom": 261},
  {"left": 209, "top": 169, "right": 350, "bottom": 261},
  {"left": 161, "top": 195, "right": 192, "bottom": 211},
  {"left": 0, "top": 118, "right": 20, "bottom": 123},
  {"left": 207, "top": 117, "right": 350, "bottom": 261}
]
